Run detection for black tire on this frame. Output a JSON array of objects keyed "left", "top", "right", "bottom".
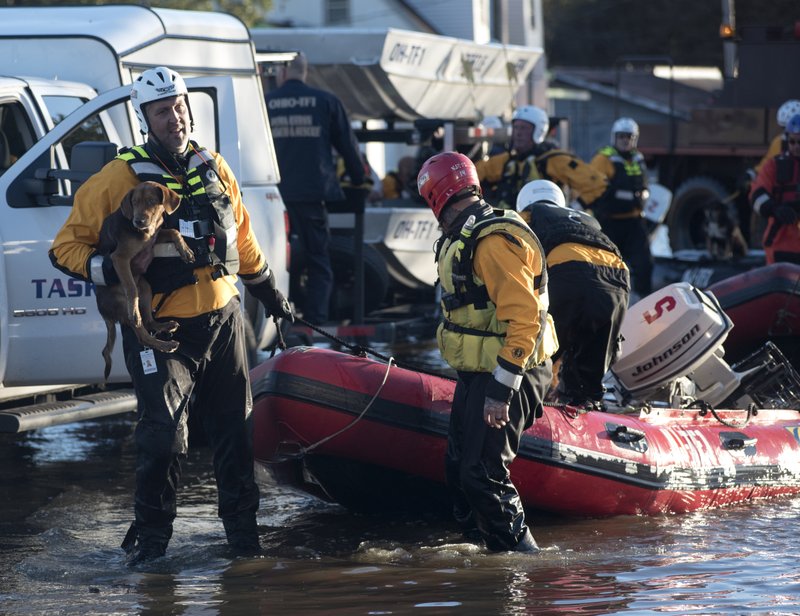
[
  {"left": 666, "top": 177, "right": 729, "bottom": 252},
  {"left": 328, "top": 234, "right": 390, "bottom": 321}
]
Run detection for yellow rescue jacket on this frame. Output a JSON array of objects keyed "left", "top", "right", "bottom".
[
  {"left": 49, "top": 152, "right": 267, "bottom": 319},
  {"left": 474, "top": 148, "right": 608, "bottom": 209},
  {"left": 436, "top": 209, "right": 558, "bottom": 373}
]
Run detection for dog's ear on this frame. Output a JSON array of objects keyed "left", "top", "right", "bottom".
[
  {"left": 119, "top": 189, "right": 134, "bottom": 219},
  {"left": 159, "top": 185, "right": 182, "bottom": 214}
]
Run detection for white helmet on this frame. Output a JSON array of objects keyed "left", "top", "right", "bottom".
[
  {"left": 611, "top": 117, "right": 639, "bottom": 147},
  {"left": 777, "top": 100, "right": 800, "bottom": 127},
  {"left": 131, "top": 66, "right": 189, "bottom": 134},
  {"left": 481, "top": 115, "right": 504, "bottom": 130},
  {"left": 516, "top": 179, "right": 566, "bottom": 212},
  {"left": 512, "top": 106, "right": 549, "bottom": 144}
]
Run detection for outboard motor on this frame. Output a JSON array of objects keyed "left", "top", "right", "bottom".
[
  {"left": 606, "top": 282, "right": 800, "bottom": 410},
  {"left": 606, "top": 282, "right": 739, "bottom": 407}
]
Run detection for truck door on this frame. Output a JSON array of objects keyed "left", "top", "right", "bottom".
[{"left": 0, "top": 83, "right": 140, "bottom": 387}]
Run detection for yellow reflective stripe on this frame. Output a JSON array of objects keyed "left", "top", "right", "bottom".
[
  {"left": 623, "top": 160, "right": 643, "bottom": 176},
  {"left": 117, "top": 145, "right": 150, "bottom": 162}
]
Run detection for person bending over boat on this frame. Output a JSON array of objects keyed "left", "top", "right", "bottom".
[
  {"left": 516, "top": 180, "right": 629, "bottom": 409},
  {"left": 417, "top": 152, "right": 558, "bottom": 553}
]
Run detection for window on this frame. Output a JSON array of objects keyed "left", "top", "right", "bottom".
[
  {"left": 0, "top": 101, "right": 36, "bottom": 175},
  {"left": 325, "top": 0, "right": 350, "bottom": 25},
  {"left": 43, "top": 95, "right": 109, "bottom": 165}
]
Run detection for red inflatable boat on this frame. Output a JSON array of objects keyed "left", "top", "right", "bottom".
[
  {"left": 251, "top": 346, "right": 800, "bottom": 517},
  {"left": 708, "top": 262, "right": 800, "bottom": 363}
]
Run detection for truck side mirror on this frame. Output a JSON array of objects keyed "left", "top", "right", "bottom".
[
  {"left": 11, "top": 141, "right": 118, "bottom": 207},
  {"left": 67, "top": 141, "right": 119, "bottom": 193}
]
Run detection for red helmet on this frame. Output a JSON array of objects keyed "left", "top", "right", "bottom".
[{"left": 416, "top": 151, "right": 481, "bottom": 219}]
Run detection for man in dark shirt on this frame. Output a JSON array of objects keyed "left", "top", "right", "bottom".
[{"left": 266, "top": 52, "right": 366, "bottom": 324}]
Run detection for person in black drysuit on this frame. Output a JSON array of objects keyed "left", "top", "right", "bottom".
[
  {"left": 516, "top": 180, "right": 629, "bottom": 408},
  {"left": 49, "top": 67, "right": 293, "bottom": 566},
  {"left": 266, "top": 51, "right": 366, "bottom": 324}
]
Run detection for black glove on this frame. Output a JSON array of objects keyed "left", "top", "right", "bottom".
[
  {"left": 243, "top": 269, "right": 294, "bottom": 322},
  {"left": 775, "top": 205, "right": 799, "bottom": 226},
  {"left": 738, "top": 168, "right": 756, "bottom": 191},
  {"left": 757, "top": 198, "right": 776, "bottom": 219}
]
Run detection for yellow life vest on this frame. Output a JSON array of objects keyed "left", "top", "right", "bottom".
[{"left": 437, "top": 210, "right": 558, "bottom": 372}]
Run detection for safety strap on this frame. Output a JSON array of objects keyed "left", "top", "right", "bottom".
[
  {"left": 442, "top": 320, "right": 505, "bottom": 338},
  {"left": 441, "top": 285, "right": 490, "bottom": 311}
]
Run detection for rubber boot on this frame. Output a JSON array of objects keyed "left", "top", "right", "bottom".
[
  {"left": 513, "top": 529, "right": 540, "bottom": 553},
  {"left": 223, "top": 514, "right": 261, "bottom": 555},
  {"left": 122, "top": 522, "right": 171, "bottom": 566}
]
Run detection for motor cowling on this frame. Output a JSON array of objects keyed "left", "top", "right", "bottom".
[{"left": 607, "top": 282, "right": 734, "bottom": 405}]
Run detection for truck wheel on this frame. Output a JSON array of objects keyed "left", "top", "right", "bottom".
[
  {"left": 328, "top": 235, "right": 390, "bottom": 321},
  {"left": 667, "top": 177, "right": 729, "bottom": 252}
]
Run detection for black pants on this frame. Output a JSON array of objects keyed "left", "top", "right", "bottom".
[
  {"left": 600, "top": 216, "right": 653, "bottom": 297},
  {"left": 445, "top": 363, "right": 551, "bottom": 551},
  {"left": 548, "top": 261, "right": 629, "bottom": 402},
  {"left": 286, "top": 201, "right": 334, "bottom": 324},
  {"left": 121, "top": 297, "right": 260, "bottom": 551}
]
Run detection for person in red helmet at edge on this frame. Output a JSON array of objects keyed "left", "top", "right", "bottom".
[{"left": 417, "top": 151, "right": 558, "bottom": 552}]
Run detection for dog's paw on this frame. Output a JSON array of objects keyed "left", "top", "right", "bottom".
[
  {"left": 179, "top": 247, "right": 195, "bottom": 264},
  {"left": 130, "top": 307, "right": 143, "bottom": 328},
  {"left": 155, "top": 340, "right": 180, "bottom": 354},
  {"left": 152, "top": 320, "right": 179, "bottom": 334}
]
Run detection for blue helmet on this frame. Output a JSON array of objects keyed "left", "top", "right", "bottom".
[{"left": 786, "top": 114, "right": 800, "bottom": 135}]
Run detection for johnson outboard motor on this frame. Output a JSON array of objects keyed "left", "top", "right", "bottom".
[{"left": 605, "top": 282, "right": 800, "bottom": 410}]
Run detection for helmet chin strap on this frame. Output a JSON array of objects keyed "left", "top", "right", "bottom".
[{"left": 146, "top": 131, "right": 191, "bottom": 173}]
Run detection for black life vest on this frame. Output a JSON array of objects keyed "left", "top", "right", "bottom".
[
  {"left": 524, "top": 202, "right": 621, "bottom": 258},
  {"left": 116, "top": 142, "right": 240, "bottom": 294}
]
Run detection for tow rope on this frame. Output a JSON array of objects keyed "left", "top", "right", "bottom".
[
  {"left": 272, "top": 315, "right": 452, "bottom": 379},
  {"left": 263, "top": 315, "right": 452, "bottom": 463}
]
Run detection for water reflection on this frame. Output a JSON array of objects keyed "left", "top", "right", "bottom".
[{"left": 1, "top": 371, "right": 800, "bottom": 614}]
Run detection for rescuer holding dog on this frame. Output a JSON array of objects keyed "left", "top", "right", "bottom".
[
  {"left": 50, "top": 66, "right": 293, "bottom": 565},
  {"left": 417, "top": 151, "right": 557, "bottom": 553}
]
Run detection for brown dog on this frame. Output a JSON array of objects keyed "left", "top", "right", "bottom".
[{"left": 95, "top": 181, "right": 194, "bottom": 380}]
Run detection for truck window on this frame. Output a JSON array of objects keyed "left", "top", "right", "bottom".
[
  {"left": 0, "top": 101, "right": 36, "bottom": 176},
  {"left": 7, "top": 90, "right": 219, "bottom": 208},
  {"left": 43, "top": 95, "right": 108, "bottom": 164}
]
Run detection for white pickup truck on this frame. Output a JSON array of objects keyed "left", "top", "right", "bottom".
[{"left": 0, "top": 6, "right": 289, "bottom": 432}]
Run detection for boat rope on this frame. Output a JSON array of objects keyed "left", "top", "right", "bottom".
[
  {"left": 292, "top": 316, "right": 454, "bottom": 379},
  {"left": 691, "top": 399, "right": 756, "bottom": 428},
  {"left": 275, "top": 356, "right": 396, "bottom": 460}
]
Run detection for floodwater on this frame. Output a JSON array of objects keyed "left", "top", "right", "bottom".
[{"left": 2, "top": 342, "right": 800, "bottom": 615}]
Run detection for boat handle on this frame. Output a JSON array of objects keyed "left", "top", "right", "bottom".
[
  {"left": 608, "top": 424, "right": 645, "bottom": 443},
  {"left": 724, "top": 437, "right": 757, "bottom": 450}
]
